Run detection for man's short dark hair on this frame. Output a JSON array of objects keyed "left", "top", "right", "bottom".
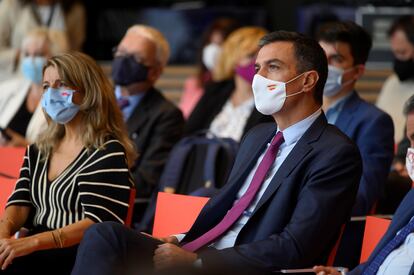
[
  {"left": 317, "top": 21, "right": 372, "bottom": 65},
  {"left": 404, "top": 95, "right": 414, "bottom": 116},
  {"left": 258, "top": 31, "right": 328, "bottom": 105},
  {"left": 388, "top": 15, "right": 414, "bottom": 45}
]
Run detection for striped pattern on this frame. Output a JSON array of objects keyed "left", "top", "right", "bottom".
[{"left": 7, "top": 140, "right": 133, "bottom": 229}]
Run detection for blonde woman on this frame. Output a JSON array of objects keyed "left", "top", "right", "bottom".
[
  {"left": 0, "top": 52, "right": 136, "bottom": 274},
  {"left": 185, "top": 26, "right": 274, "bottom": 142}
]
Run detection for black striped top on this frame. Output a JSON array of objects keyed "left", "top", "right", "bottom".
[{"left": 6, "top": 139, "right": 133, "bottom": 230}]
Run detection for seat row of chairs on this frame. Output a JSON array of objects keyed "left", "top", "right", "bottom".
[{"left": 0, "top": 147, "right": 391, "bottom": 265}]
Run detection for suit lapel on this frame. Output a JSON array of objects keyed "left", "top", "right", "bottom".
[
  {"left": 251, "top": 114, "right": 326, "bottom": 216},
  {"left": 334, "top": 91, "right": 359, "bottom": 133},
  {"left": 211, "top": 125, "right": 277, "bottom": 209},
  {"left": 182, "top": 125, "right": 276, "bottom": 242},
  {"left": 231, "top": 127, "right": 276, "bottom": 186},
  {"left": 125, "top": 88, "right": 156, "bottom": 134}
]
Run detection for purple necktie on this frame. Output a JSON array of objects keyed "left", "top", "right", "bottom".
[
  {"left": 182, "top": 131, "right": 284, "bottom": 252},
  {"left": 117, "top": 98, "right": 130, "bottom": 110}
]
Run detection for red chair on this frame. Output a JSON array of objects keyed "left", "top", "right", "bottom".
[
  {"left": 360, "top": 216, "right": 391, "bottom": 263},
  {"left": 0, "top": 147, "right": 26, "bottom": 179},
  {"left": 0, "top": 176, "right": 17, "bottom": 216},
  {"left": 152, "top": 192, "right": 209, "bottom": 238},
  {"left": 124, "top": 186, "right": 136, "bottom": 227}
]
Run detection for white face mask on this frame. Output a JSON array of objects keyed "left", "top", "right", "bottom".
[
  {"left": 252, "top": 73, "right": 305, "bottom": 115},
  {"left": 406, "top": 148, "right": 414, "bottom": 181},
  {"left": 323, "top": 65, "right": 356, "bottom": 97},
  {"left": 202, "top": 43, "right": 221, "bottom": 71}
]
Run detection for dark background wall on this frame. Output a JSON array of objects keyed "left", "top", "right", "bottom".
[{"left": 82, "top": 0, "right": 414, "bottom": 63}]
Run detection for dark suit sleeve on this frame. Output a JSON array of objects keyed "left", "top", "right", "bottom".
[
  {"left": 352, "top": 112, "right": 394, "bottom": 215},
  {"left": 198, "top": 142, "right": 362, "bottom": 273},
  {"left": 133, "top": 107, "right": 184, "bottom": 197},
  {"left": 184, "top": 90, "right": 211, "bottom": 135}
]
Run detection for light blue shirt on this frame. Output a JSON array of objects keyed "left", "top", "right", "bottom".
[
  {"left": 210, "top": 108, "right": 322, "bottom": 250},
  {"left": 325, "top": 92, "right": 353, "bottom": 124},
  {"left": 115, "top": 85, "right": 145, "bottom": 121},
  {"left": 376, "top": 216, "right": 414, "bottom": 275}
]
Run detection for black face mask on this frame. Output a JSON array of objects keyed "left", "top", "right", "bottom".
[
  {"left": 393, "top": 58, "right": 414, "bottom": 82},
  {"left": 111, "top": 55, "right": 149, "bottom": 86}
]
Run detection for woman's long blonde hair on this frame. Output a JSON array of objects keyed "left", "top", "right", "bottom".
[
  {"left": 36, "top": 52, "right": 137, "bottom": 167},
  {"left": 213, "top": 26, "right": 268, "bottom": 82}
]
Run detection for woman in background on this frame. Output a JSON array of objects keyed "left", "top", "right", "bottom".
[
  {"left": 179, "top": 18, "right": 239, "bottom": 119},
  {"left": 185, "top": 26, "right": 273, "bottom": 142},
  {"left": 0, "top": 52, "right": 136, "bottom": 274}
]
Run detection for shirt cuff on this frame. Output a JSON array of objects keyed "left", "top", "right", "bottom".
[{"left": 173, "top": 233, "right": 186, "bottom": 243}]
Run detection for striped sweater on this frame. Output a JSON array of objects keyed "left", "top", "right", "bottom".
[{"left": 7, "top": 139, "right": 133, "bottom": 229}]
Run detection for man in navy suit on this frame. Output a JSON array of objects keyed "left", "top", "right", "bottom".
[
  {"left": 71, "top": 31, "right": 362, "bottom": 275},
  {"left": 318, "top": 21, "right": 394, "bottom": 217},
  {"left": 317, "top": 21, "right": 395, "bottom": 268},
  {"left": 314, "top": 95, "right": 414, "bottom": 275}
]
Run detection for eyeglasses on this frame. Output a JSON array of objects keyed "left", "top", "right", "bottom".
[{"left": 112, "top": 46, "right": 146, "bottom": 65}]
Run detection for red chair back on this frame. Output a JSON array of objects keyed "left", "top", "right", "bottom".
[
  {"left": 152, "top": 192, "right": 209, "bottom": 238},
  {"left": 360, "top": 216, "right": 391, "bottom": 263},
  {"left": 0, "top": 147, "right": 26, "bottom": 179}
]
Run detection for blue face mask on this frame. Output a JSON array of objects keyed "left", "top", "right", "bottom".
[
  {"left": 323, "top": 65, "right": 355, "bottom": 97},
  {"left": 21, "top": 56, "right": 46, "bottom": 84},
  {"left": 41, "top": 87, "right": 80, "bottom": 124}
]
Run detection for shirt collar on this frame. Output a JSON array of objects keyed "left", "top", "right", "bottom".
[
  {"left": 326, "top": 91, "right": 353, "bottom": 113},
  {"left": 277, "top": 108, "right": 322, "bottom": 146},
  {"left": 115, "top": 85, "right": 146, "bottom": 106}
]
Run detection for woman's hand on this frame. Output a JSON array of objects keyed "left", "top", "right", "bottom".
[
  {"left": 3, "top": 129, "right": 29, "bottom": 147},
  {"left": 0, "top": 236, "right": 38, "bottom": 270},
  {"left": 0, "top": 128, "right": 29, "bottom": 147},
  {"left": 0, "top": 132, "right": 9, "bottom": 147}
]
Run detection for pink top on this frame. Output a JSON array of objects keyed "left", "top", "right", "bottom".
[{"left": 179, "top": 76, "right": 204, "bottom": 119}]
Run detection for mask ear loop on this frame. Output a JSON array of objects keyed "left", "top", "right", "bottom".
[
  {"left": 285, "top": 71, "right": 307, "bottom": 98},
  {"left": 340, "top": 66, "right": 359, "bottom": 87}
]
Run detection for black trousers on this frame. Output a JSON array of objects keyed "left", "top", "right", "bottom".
[
  {"left": 0, "top": 245, "right": 78, "bottom": 275},
  {"left": 72, "top": 222, "right": 207, "bottom": 275}
]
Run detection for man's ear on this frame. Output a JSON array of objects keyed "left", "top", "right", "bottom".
[
  {"left": 354, "top": 64, "right": 365, "bottom": 80},
  {"left": 302, "top": 70, "right": 319, "bottom": 94},
  {"left": 147, "top": 65, "right": 163, "bottom": 83}
]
